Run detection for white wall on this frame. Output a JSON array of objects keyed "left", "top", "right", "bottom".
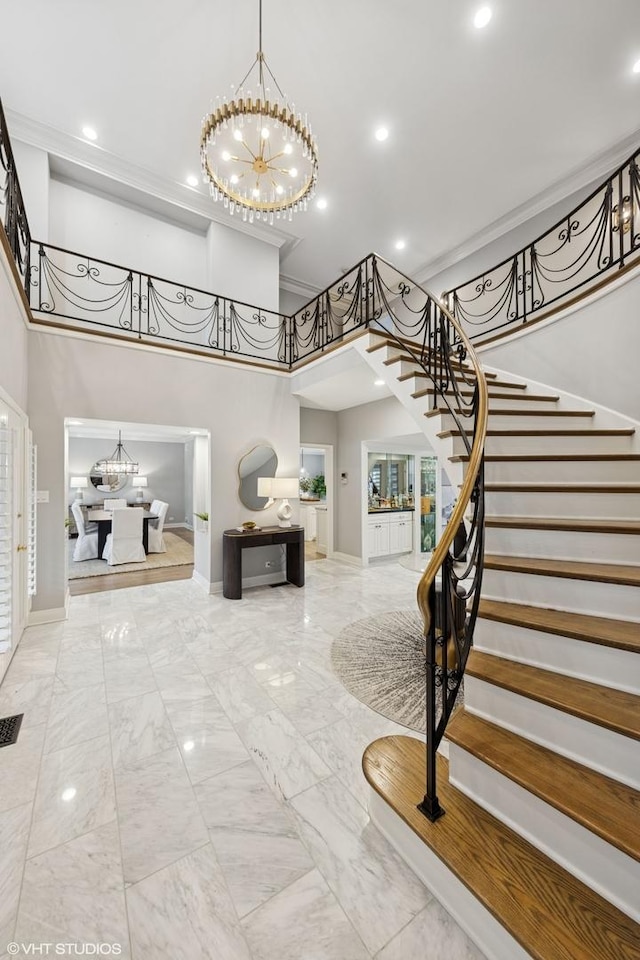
[
  {"left": 280, "top": 288, "right": 311, "bottom": 317},
  {"left": 206, "top": 222, "right": 279, "bottom": 313},
  {"left": 28, "top": 331, "right": 300, "bottom": 612},
  {"left": 336, "top": 397, "right": 420, "bottom": 559},
  {"left": 11, "top": 141, "right": 50, "bottom": 241},
  {"left": 479, "top": 270, "right": 640, "bottom": 422},
  {"left": 0, "top": 239, "right": 29, "bottom": 412},
  {"left": 68, "top": 437, "right": 187, "bottom": 521},
  {"left": 49, "top": 180, "right": 208, "bottom": 290}
]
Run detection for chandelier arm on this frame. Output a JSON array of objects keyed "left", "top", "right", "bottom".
[{"left": 260, "top": 57, "right": 287, "bottom": 102}]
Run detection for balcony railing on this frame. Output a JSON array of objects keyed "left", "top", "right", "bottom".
[
  {"left": 0, "top": 101, "right": 31, "bottom": 293},
  {"left": 444, "top": 148, "right": 640, "bottom": 342}
]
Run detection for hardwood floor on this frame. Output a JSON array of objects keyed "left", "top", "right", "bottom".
[{"left": 68, "top": 525, "right": 194, "bottom": 596}]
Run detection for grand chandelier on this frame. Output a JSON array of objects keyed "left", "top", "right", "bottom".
[
  {"left": 200, "top": 0, "right": 318, "bottom": 225},
  {"left": 95, "top": 431, "right": 139, "bottom": 476}
]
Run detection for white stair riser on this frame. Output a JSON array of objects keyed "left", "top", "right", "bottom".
[
  {"left": 482, "top": 567, "right": 640, "bottom": 621},
  {"left": 484, "top": 525, "right": 640, "bottom": 566},
  {"left": 485, "top": 490, "right": 640, "bottom": 519},
  {"left": 449, "top": 434, "right": 633, "bottom": 455},
  {"left": 421, "top": 396, "right": 561, "bottom": 412},
  {"left": 449, "top": 747, "right": 640, "bottom": 923},
  {"left": 462, "top": 459, "right": 640, "bottom": 482},
  {"left": 465, "top": 676, "right": 639, "bottom": 789},
  {"left": 474, "top": 619, "right": 640, "bottom": 694}
]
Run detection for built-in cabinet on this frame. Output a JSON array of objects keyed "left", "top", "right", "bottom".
[{"left": 368, "top": 511, "right": 413, "bottom": 558}]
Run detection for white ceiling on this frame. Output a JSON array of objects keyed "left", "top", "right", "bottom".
[{"left": 2, "top": 1, "right": 640, "bottom": 296}]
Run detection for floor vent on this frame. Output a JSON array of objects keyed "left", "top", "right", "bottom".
[{"left": 0, "top": 714, "right": 24, "bottom": 748}]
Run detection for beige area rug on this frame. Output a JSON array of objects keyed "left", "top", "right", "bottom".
[{"left": 68, "top": 531, "right": 194, "bottom": 579}]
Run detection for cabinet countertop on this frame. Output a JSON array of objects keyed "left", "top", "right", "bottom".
[{"left": 368, "top": 507, "right": 415, "bottom": 514}]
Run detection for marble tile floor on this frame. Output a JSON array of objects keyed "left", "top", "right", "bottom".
[{"left": 0, "top": 559, "right": 487, "bottom": 960}]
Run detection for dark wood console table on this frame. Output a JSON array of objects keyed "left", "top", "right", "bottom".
[{"left": 222, "top": 525, "right": 305, "bottom": 599}]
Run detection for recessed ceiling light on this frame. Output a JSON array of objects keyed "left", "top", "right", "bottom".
[
  {"left": 81, "top": 125, "right": 98, "bottom": 141},
  {"left": 633, "top": 58, "right": 640, "bottom": 74},
  {"left": 186, "top": 174, "right": 199, "bottom": 187},
  {"left": 374, "top": 379, "right": 385, "bottom": 387},
  {"left": 316, "top": 198, "right": 327, "bottom": 210},
  {"left": 395, "top": 239, "right": 406, "bottom": 251},
  {"left": 375, "top": 126, "right": 389, "bottom": 142},
  {"left": 474, "top": 6, "right": 492, "bottom": 28}
]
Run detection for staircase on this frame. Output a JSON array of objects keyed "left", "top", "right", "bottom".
[{"left": 358, "top": 331, "right": 640, "bottom": 960}]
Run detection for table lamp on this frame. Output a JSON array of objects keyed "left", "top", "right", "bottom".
[
  {"left": 258, "top": 477, "right": 299, "bottom": 527},
  {"left": 70, "top": 476, "right": 88, "bottom": 502},
  {"left": 134, "top": 476, "right": 148, "bottom": 503}
]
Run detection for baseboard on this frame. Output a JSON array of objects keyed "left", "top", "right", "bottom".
[
  {"left": 191, "top": 569, "right": 210, "bottom": 592},
  {"left": 209, "top": 570, "right": 289, "bottom": 595},
  {"left": 331, "top": 551, "right": 364, "bottom": 567},
  {"left": 368, "top": 790, "right": 529, "bottom": 960},
  {"left": 27, "top": 594, "right": 69, "bottom": 626}
]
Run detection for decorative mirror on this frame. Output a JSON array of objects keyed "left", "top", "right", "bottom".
[
  {"left": 89, "top": 464, "right": 129, "bottom": 493},
  {"left": 238, "top": 444, "right": 278, "bottom": 510}
]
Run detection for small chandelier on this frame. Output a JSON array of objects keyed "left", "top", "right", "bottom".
[
  {"left": 200, "top": 0, "right": 318, "bottom": 225},
  {"left": 95, "top": 431, "right": 139, "bottom": 476}
]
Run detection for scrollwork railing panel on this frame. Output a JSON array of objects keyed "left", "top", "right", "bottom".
[
  {"left": 0, "top": 101, "right": 31, "bottom": 290},
  {"left": 446, "top": 150, "right": 640, "bottom": 341}
]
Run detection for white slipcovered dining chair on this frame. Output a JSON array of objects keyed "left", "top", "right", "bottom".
[
  {"left": 102, "top": 507, "right": 146, "bottom": 565},
  {"left": 104, "top": 498, "right": 127, "bottom": 511},
  {"left": 71, "top": 502, "right": 98, "bottom": 561},
  {"left": 148, "top": 499, "right": 169, "bottom": 553}
]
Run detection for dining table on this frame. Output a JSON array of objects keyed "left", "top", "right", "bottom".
[{"left": 87, "top": 508, "right": 159, "bottom": 557}]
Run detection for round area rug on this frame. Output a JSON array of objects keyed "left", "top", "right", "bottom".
[{"left": 331, "top": 610, "right": 464, "bottom": 735}]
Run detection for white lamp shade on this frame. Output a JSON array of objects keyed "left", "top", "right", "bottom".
[
  {"left": 257, "top": 477, "right": 273, "bottom": 497},
  {"left": 70, "top": 477, "right": 88, "bottom": 489},
  {"left": 136, "top": 477, "right": 148, "bottom": 488},
  {"left": 270, "top": 477, "right": 299, "bottom": 499}
]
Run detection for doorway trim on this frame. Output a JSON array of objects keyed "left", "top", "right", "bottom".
[{"left": 300, "top": 442, "right": 334, "bottom": 558}]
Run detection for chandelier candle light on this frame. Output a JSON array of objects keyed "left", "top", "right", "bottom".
[
  {"left": 200, "top": 0, "right": 318, "bottom": 224},
  {"left": 94, "top": 431, "right": 139, "bottom": 476}
]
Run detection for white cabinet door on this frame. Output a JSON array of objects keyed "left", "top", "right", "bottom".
[
  {"left": 388, "top": 513, "right": 413, "bottom": 554},
  {"left": 368, "top": 518, "right": 389, "bottom": 557}
]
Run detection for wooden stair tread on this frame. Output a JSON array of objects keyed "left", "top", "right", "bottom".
[
  {"left": 485, "top": 482, "right": 640, "bottom": 493},
  {"left": 398, "top": 368, "right": 499, "bottom": 381},
  {"left": 411, "top": 381, "right": 527, "bottom": 397},
  {"left": 478, "top": 598, "right": 640, "bottom": 653},
  {"left": 437, "top": 427, "right": 634, "bottom": 436},
  {"left": 484, "top": 553, "right": 640, "bottom": 587},
  {"left": 363, "top": 737, "right": 640, "bottom": 960},
  {"left": 485, "top": 515, "right": 640, "bottom": 535},
  {"left": 451, "top": 453, "right": 640, "bottom": 462},
  {"left": 446, "top": 711, "right": 640, "bottom": 860},
  {"left": 434, "top": 408, "right": 595, "bottom": 418},
  {"left": 466, "top": 650, "right": 640, "bottom": 740}
]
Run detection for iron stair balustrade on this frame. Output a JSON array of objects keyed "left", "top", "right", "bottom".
[
  {"left": 0, "top": 100, "right": 31, "bottom": 298},
  {"left": 363, "top": 255, "right": 488, "bottom": 820},
  {"left": 444, "top": 147, "right": 640, "bottom": 343}
]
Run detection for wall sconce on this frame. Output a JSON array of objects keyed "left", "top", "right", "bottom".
[
  {"left": 257, "top": 477, "right": 299, "bottom": 527},
  {"left": 134, "top": 476, "right": 148, "bottom": 502},
  {"left": 612, "top": 196, "right": 633, "bottom": 234},
  {"left": 70, "top": 476, "right": 88, "bottom": 502}
]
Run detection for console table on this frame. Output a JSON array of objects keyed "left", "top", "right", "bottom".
[{"left": 222, "top": 525, "right": 304, "bottom": 599}]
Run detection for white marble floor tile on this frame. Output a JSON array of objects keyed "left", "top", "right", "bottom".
[
  {"left": 15, "top": 821, "right": 130, "bottom": 959},
  {"left": 0, "top": 724, "right": 46, "bottom": 814},
  {"left": 114, "top": 746, "right": 208, "bottom": 884},
  {"left": 0, "top": 802, "right": 32, "bottom": 955},
  {"left": 27, "top": 735, "right": 116, "bottom": 858},
  {"left": 44, "top": 682, "right": 109, "bottom": 755},
  {"left": 375, "top": 899, "right": 487, "bottom": 960},
  {"left": 291, "top": 775, "right": 431, "bottom": 955},
  {"left": 140, "top": 628, "right": 188, "bottom": 669},
  {"left": 275, "top": 688, "right": 346, "bottom": 737},
  {"left": 54, "top": 649, "right": 105, "bottom": 691},
  {"left": 0, "top": 676, "right": 53, "bottom": 729},
  {"left": 5, "top": 639, "right": 60, "bottom": 683},
  {"left": 126, "top": 843, "right": 251, "bottom": 960},
  {"left": 307, "top": 717, "right": 378, "bottom": 810},
  {"left": 108, "top": 691, "right": 176, "bottom": 768},
  {"left": 152, "top": 658, "right": 212, "bottom": 705},
  {"left": 195, "top": 760, "right": 314, "bottom": 917},
  {"left": 242, "top": 868, "right": 369, "bottom": 960},
  {"left": 186, "top": 637, "right": 238, "bottom": 675},
  {"left": 104, "top": 656, "right": 157, "bottom": 705},
  {"left": 236, "top": 708, "right": 330, "bottom": 801},
  {"left": 167, "top": 696, "right": 249, "bottom": 784},
  {"left": 206, "top": 667, "right": 276, "bottom": 724}
]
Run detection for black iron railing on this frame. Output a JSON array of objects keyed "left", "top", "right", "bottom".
[
  {"left": 0, "top": 101, "right": 31, "bottom": 294},
  {"left": 444, "top": 148, "right": 640, "bottom": 342}
]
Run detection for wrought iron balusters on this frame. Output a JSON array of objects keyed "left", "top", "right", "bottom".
[{"left": 0, "top": 101, "right": 31, "bottom": 288}]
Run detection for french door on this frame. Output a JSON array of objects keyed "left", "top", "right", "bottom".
[{"left": 0, "top": 393, "right": 30, "bottom": 671}]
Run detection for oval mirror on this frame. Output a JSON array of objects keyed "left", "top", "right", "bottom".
[
  {"left": 238, "top": 444, "right": 278, "bottom": 510},
  {"left": 89, "top": 464, "right": 129, "bottom": 493}
]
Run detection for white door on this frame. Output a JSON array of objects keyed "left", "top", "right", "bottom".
[{"left": 0, "top": 395, "right": 28, "bottom": 665}]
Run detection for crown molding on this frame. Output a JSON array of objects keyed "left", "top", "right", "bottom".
[
  {"left": 7, "top": 109, "right": 297, "bottom": 252},
  {"left": 278, "top": 272, "right": 322, "bottom": 299},
  {"left": 414, "top": 125, "right": 640, "bottom": 285}
]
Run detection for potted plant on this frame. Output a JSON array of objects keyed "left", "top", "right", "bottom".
[
  {"left": 311, "top": 474, "right": 326, "bottom": 500},
  {"left": 194, "top": 511, "right": 209, "bottom": 532},
  {"left": 299, "top": 476, "right": 312, "bottom": 498}
]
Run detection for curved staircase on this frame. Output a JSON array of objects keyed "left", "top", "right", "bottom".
[{"left": 358, "top": 331, "right": 640, "bottom": 960}]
